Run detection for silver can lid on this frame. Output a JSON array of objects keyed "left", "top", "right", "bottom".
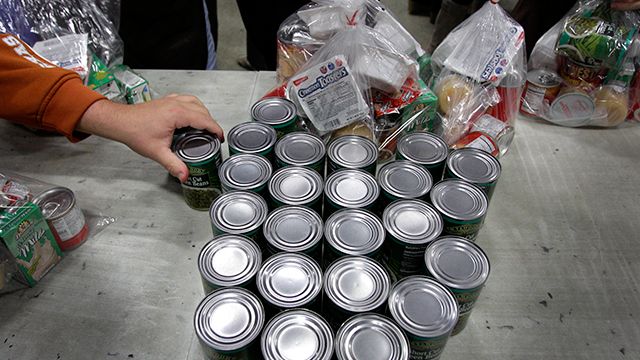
[
  {"left": 261, "top": 309, "right": 334, "bottom": 360},
  {"left": 174, "top": 132, "right": 221, "bottom": 163},
  {"left": 275, "top": 132, "right": 326, "bottom": 167},
  {"left": 264, "top": 206, "right": 323, "bottom": 253},
  {"left": 430, "top": 180, "right": 488, "bottom": 221},
  {"left": 32, "top": 186, "right": 76, "bottom": 220},
  {"left": 425, "top": 236, "right": 490, "bottom": 290},
  {"left": 194, "top": 287, "right": 264, "bottom": 352},
  {"left": 257, "top": 252, "right": 323, "bottom": 309},
  {"left": 325, "top": 169, "right": 380, "bottom": 209},
  {"left": 228, "top": 122, "right": 277, "bottom": 154},
  {"left": 251, "top": 97, "right": 297, "bottom": 126},
  {"left": 324, "top": 256, "right": 390, "bottom": 312},
  {"left": 446, "top": 148, "right": 501, "bottom": 184},
  {"left": 269, "top": 167, "right": 323, "bottom": 206},
  {"left": 209, "top": 191, "right": 269, "bottom": 234},
  {"left": 325, "top": 209, "right": 385, "bottom": 256},
  {"left": 383, "top": 200, "right": 442, "bottom": 245},
  {"left": 388, "top": 275, "right": 458, "bottom": 338},
  {"left": 396, "top": 132, "right": 448, "bottom": 166},
  {"left": 327, "top": 135, "right": 378, "bottom": 169},
  {"left": 220, "top": 154, "right": 272, "bottom": 190},
  {"left": 378, "top": 161, "right": 433, "bottom": 199},
  {"left": 335, "top": 314, "right": 410, "bottom": 360},
  {"left": 198, "top": 234, "right": 262, "bottom": 288}
]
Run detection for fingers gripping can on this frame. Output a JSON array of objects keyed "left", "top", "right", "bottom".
[
  {"left": 388, "top": 276, "right": 458, "bottom": 360},
  {"left": 335, "top": 313, "right": 410, "bottom": 360},
  {"left": 261, "top": 309, "right": 334, "bottom": 360},
  {"left": 424, "top": 236, "right": 490, "bottom": 335},
  {"left": 174, "top": 131, "right": 222, "bottom": 210},
  {"left": 209, "top": 190, "right": 269, "bottom": 241},
  {"left": 198, "top": 234, "right": 262, "bottom": 294},
  {"left": 430, "top": 180, "right": 488, "bottom": 241},
  {"left": 194, "top": 287, "right": 265, "bottom": 359},
  {"left": 275, "top": 131, "right": 326, "bottom": 174}
]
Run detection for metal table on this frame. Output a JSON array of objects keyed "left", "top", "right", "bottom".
[{"left": 1, "top": 70, "right": 638, "bottom": 360}]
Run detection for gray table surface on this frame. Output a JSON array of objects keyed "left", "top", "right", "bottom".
[{"left": 1, "top": 70, "right": 639, "bottom": 360}]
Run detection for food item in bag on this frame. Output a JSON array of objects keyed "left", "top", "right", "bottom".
[
  {"left": 520, "top": 69, "right": 562, "bottom": 117},
  {"left": 558, "top": 56, "right": 606, "bottom": 92},
  {"left": 593, "top": 85, "right": 629, "bottom": 127},
  {"left": 33, "top": 34, "right": 90, "bottom": 80},
  {"left": 435, "top": 74, "right": 475, "bottom": 115},
  {"left": 353, "top": 46, "right": 412, "bottom": 94},
  {"left": 549, "top": 90, "right": 596, "bottom": 127},
  {"left": 331, "top": 121, "right": 374, "bottom": 140},
  {"left": 111, "top": 65, "right": 151, "bottom": 104},
  {"left": 373, "top": 9, "right": 421, "bottom": 57}
]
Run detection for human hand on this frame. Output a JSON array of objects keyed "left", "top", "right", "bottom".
[
  {"left": 611, "top": 0, "right": 640, "bottom": 11},
  {"left": 77, "top": 95, "right": 224, "bottom": 183}
]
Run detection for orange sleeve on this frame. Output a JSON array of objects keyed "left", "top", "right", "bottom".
[{"left": 0, "top": 33, "right": 106, "bottom": 142}]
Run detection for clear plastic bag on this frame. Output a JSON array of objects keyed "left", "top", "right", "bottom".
[
  {"left": 276, "top": 0, "right": 425, "bottom": 83},
  {"left": 429, "top": 1, "right": 526, "bottom": 156},
  {"left": 524, "top": 0, "right": 640, "bottom": 128},
  {"left": 0, "top": 171, "right": 116, "bottom": 293}
]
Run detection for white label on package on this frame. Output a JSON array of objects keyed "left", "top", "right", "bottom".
[
  {"left": 444, "top": 20, "right": 524, "bottom": 85},
  {"left": 33, "top": 34, "right": 89, "bottom": 79},
  {"left": 292, "top": 55, "right": 369, "bottom": 132}
]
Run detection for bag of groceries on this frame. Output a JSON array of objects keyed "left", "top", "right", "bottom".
[
  {"left": 428, "top": 1, "right": 526, "bottom": 156},
  {"left": 524, "top": 0, "right": 640, "bottom": 127},
  {"left": 276, "top": 0, "right": 426, "bottom": 83}
]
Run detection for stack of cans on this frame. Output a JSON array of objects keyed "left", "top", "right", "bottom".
[{"left": 191, "top": 97, "right": 502, "bottom": 360}]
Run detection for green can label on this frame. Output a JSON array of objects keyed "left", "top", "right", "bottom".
[
  {"left": 442, "top": 217, "right": 482, "bottom": 241},
  {"left": 450, "top": 287, "right": 483, "bottom": 335},
  {"left": 408, "top": 334, "right": 449, "bottom": 360}
]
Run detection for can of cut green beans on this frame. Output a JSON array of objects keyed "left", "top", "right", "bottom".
[
  {"left": 388, "top": 276, "right": 458, "bottom": 360},
  {"left": 430, "top": 179, "right": 488, "bottom": 241},
  {"left": 396, "top": 132, "right": 449, "bottom": 182},
  {"left": 261, "top": 309, "right": 334, "bottom": 360},
  {"left": 173, "top": 131, "right": 222, "bottom": 210},
  {"left": 323, "top": 256, "right": 391, "bottom": 331},
  {"left": 219, "top": 154, "right": 272, "bottom": 197},
  {"left": 194, "top": 287, "right": 265, "bottom": 360},
  {"left": 444, "top": 148, "right": 501, "bottom": 203},
  {"left": 382, "top": 199, "right": 443, "bottom": 279},
  {"left": 274, "top": 131, "right": 326, "bottom": 174},
  {"left": 227, "top": 121, "right": 277, "bottom": 161},
  {"left": 209, "top": 190, "right": 269, "bottom": 241},
  {"left": 251, "top": 97, "right": 299, "bottom": 138},
  {"left": 323, "top": 208, "right": 385, "bottom": 268},
  {"left": 197, "top": 234, "right": 262, "bottom": 294},
  {"left": 335, "top": 313, "right": 410, "bottom": 360},
  {"left": 268, "top": 166, "right": 324, "bottom": 214},
  {"left": 377, "top": 160, "right": 433, "bottom": 212},
  {"left": 424, "top": 236, "right": 490, "bottom": 335},
  {"left": 327, "top": 135, "right": 378, "bottom": 176},
  {"left": 256, "top": 252, "right": 323, "bottom": 317},
  {"left": 263, "top": 205, "right": 323, "bottom": 261},
  {"left": 324, "top": 169, "right": 379, "bottom": 219}
]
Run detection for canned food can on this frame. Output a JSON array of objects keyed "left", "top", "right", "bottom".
[
  {"left": 209, "top": 190, "right": 269, "bottom": 241},
  {"left": 327, "top": 135, "right": 378, "bottom": 176},
  {"left": 396, "top": 132, "right": 449, "bottom": 181},
  {"left": 194, "top": 287, "right": 265, "bottom": 359},
  {"left": 430, "top": 180, "right": 488, "bottom": 241},
  {"left": 323, "top": 208, "right": 385, "bottom": 268},
  {"left": 219, "top": 154, "right": 272, "bottom": 197},
  {"left": 274, "top": 132, "right": 326, "bottom": 174},
  {"left": 470, "top": 114, "right": 515, "bottom": 157},
  {"left": 324, "top": 169, "right": 380, "bottom": 219},
  {"left": 382, "top": 199, "right": 443, "bottom": 279},
  {"left": 268, "top": 166, "right": 324, "bottom": 214},
  {"left": 487, "top": 71, "right": 524, "bottom": 125},
  {"left": 445, "top": 148, "right": 501, "bottom": 202},
  {"left": 388, "top": 276, "right": 458, "bottom": 360},
  {"left": 256, "top": 252, "right": 323, "bottom": 316},
  {"left": 174, "top": 131, "right": 222, "bottom": 211},
  {"left": 549, "top": 91, "right": 596, "bottom": 127},
  {"left": 198, "top": 234, "right": 262, "bottom": 294},
  {"left": 424, "top": 236, "right": 490, "bottom": 335},
  {"left": 335, "top": 313, "right": 410, "bottom": 360},
  {"left": 261, "top": 309, "right": 333, "bottom": 360},
  {"left": 227, "top": 121, "right": 277, "bottom": 161},
  {"left": 558, "top": 56, "right": 606, "bottom": 91},
  {"left": 251, "top": 97, "right": 299, "bottom": 138},
  {"left": 451, "top": 132, "right": 499, "bottom": 157},
  {"left": 520, "top": 69, "right": 562, "bottom": 117},
  {"left": 263, "top": 205, "right": 323, "bottom": 261},
  {"left": 377, "top": 160, "right": 433, "bottom": 212},
  {"left": 323, "top": 256, "right": 391, "bottom": 331},
  {"left": 32, "top": 187, "right": 88, "bottom": 251}
]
